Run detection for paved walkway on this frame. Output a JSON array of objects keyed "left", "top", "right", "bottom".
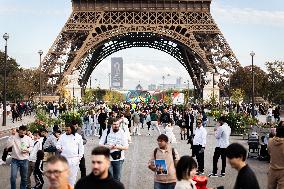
[
  {"left": 0, "top": 125, "right": 269, "bottom": 189},
  {"left": 0, "top": 114, "right": 35, "bottom": 137}
]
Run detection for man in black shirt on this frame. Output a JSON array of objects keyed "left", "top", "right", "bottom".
[
  {"left": 75, "top": 146, "right": 125, "bottom": 189},
  {"left": 226, "top": 143, "right": 260, "bottom": 189}
]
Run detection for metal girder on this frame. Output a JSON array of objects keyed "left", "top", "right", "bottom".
[{"left": 40, "top": 0, "right": 239, "bottom": 93}]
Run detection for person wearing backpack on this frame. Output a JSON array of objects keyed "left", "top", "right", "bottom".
[
  {"left": 148, "top": 134, "right": 180, "bottom": 189},
  {"left": 99, "top": 118, "right": 129, "bottom": 181}
]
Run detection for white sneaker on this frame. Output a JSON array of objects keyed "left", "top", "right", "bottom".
[{"left": 0, "top": 159, "right": 6, "bottom": 165}]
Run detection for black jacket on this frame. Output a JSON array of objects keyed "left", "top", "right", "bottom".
[{"left": 75, "top": 172, "right": 125, "bottom": 189}]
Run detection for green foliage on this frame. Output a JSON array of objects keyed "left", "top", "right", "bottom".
[
  {"left": 266, "top": 61, "right": 284, "bottom": 104},
  {"left": 231, "top": 88, "right": 245, "bottom": 104},
  {"left": 61, "top": 111, "right": 82, "bottom": 126},
  {"left": 230, "top": 66, "right": 269, "bottom": 101},
  {"left": 207, "top": 109, "right": 258, "bottom": 135}
]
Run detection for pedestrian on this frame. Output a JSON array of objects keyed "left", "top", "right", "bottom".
[
  {"left": 56, "top": 124, "right": 84, "bottom": 187},
  {"left": 74, "top": 146, "right": 125, "bottom": 189},
  {"left": 27, "top": 130, "right": 43, "bottom": 189},
  {"left": 132, "top": 110, "right": 141, "bottom": 135},
  {"left": 98, "top": 108, "right": 107, "bottom": 138},
  {"left": 267, "top": 125, "right": 284, "bottom": 189},
  {"left": 99, "top": 118, "right": 129, "bottom": 181},
  {"left": 32, "top": 150, "right": 45, "bottom": 189},
  {"left": 150, "top": 109, "right": 161, "bottom": 135},
  {"left": 0, "top": 128, "right": 17, "bottom": 165},
  {"left": 43, "top": 130, "right": 61, "bottom": 154},
  {"left": 44, "top": 155, "right": 73, "bottom": 189},
  {"left": 161, "top": 108, "right": 171, "bottom": 133},
  {"left": 192, "top": 119, "right": 207, "bottom": 175},
  {"left": 208, "top": 116, "right": 231, "bottom": 177},
  {"left": 74, "top": 121, "right": 87, "bottom": 178},
  {"left": 226, "top": 143, "right": 260, "bottom": 189},
  {"left": 148, "top": 134, "right": 180, "bottom": 189},
  {"left": 6, "top": 125, "right": 33, "bottom": 189},
  {"left": 175, "top": 156, "right": 197, "bottom": 189}
]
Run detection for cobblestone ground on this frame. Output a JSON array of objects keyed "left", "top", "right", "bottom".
[{"left": 0, "top": 124, "right": 269, "bottom": 189}]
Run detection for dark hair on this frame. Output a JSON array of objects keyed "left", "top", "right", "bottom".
[
  {"left": 218, "top": 116, "right": 226, "bottom": 123},
  {"left": 19, "top": 125, "right": 27, "bottom": 131},
  {"left": 33, "top": 130, "right": 41, "bottom": 136},
  {"left": 157, "top": 134, "right": 169, "bottom": 143},
  {"left": 226, "top": 143, "right": 247, "bottom": 161},
  {"left": 54, "top": 130, "right": 62, "bottom": 134},
  {"left": 176, "top": 156, "right": 197, "bottom": 181},
  {"left": 71, "top": 120, "right": 79, "bottom": 126},
  {"left": 278, "top": 121, "right": 284, "bottom": 127},
  {"left": 91, "top": 146, "right": 110, "bottom": 159},
  {"left": 36, "top": 150, "right": 45, "bottom": 160},
  {"left": 40, "top": 128, "right": 48, "bottom": 133},
  {"left": 46, "top": 155, "right": 68, "bottom": 165},
  {"left": 276, "top": 126, "right": 284, "bottom": 138}
]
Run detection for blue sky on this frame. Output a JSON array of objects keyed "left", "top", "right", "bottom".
[{"left": 0, "top": 0, "right": 283, "bottom": 89}]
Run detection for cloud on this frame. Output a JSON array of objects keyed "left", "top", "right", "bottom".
[
  {"left": 212, "top": 3, "right": 284, "bottom": 27},
  {"left": 0, "top": 5, "right": 70, "bottom": 16}
]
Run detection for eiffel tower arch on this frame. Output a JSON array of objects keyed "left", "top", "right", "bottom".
[{"left": 41, "top": 0, "right": 240, "bottom": 99}]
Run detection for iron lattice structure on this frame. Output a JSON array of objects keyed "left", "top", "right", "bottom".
[{"left": 41, "top": 0, "right": 239, "bottom": 96}]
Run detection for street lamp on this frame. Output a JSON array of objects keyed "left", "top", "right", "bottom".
[
  {"left": 38, "top": 50, "right": 43, "bottom": 103},
  {"left": 250, "top": 51, "right": 256, "bottom": 118},
  {"left": 162, "top": 74, "right": 170, "bottom": 90},
  {"left": 2, "top": 33, "right": 9, "bottom": 126}
]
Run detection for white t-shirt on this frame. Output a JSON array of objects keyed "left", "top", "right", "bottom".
[{"left": 99, "top": 128, "right": 129, "bottom": 161}]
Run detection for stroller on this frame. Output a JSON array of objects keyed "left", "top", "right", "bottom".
[{"left": 247, "top": 131, "right": 260, "bottom": 158}]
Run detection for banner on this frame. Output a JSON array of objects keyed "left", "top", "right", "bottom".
[{"left": 111, "top": 57, "right": 123, "bottom": 89}]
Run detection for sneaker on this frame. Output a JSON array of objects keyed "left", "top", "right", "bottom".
[
  {"left": 208, "top": 173, "right": 218, "bottom": 177},
  {"left": 219, "top": 173, "right": 225, "bottom": 177},
  {"left": 197, "top": 171, "right": 205, "bottom": 175}
]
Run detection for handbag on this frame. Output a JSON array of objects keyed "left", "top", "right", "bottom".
[{"left": 111, "top": 150, "right": 122, "bottom": 160}]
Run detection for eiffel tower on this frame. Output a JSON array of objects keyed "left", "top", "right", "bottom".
[{"left": 41, "top": 0, "right": 239, "bottom": 98}]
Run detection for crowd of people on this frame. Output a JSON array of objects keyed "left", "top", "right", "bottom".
[{"left": 0, "top": 101, "right": 283, "bottom": 189}]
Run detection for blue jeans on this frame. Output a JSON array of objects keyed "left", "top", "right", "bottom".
[
  {"left": 10, "top": 158, "right": 28, "bottom": 189},
  {"left": 154, "top": 182, "right": 176, "bottom": 189},
  {"left": 109, "top": 160, "right": 124, "bottom": 181}
]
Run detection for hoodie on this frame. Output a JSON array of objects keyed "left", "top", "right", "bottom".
[{"left": 268, "top": 137, "right": 284, "bottom": 170}]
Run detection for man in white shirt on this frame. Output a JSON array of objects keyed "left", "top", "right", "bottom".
[
  {"left": 56, "top": 124, "right": 84, "bottom": 187},
  {"left": 209, "top": 116, "right": 231, "bottom": 177},
  {"left": 192, "top": 119, "right": 207, "bottom": 175},
  {"left": 27, "top": 130, "right": 42, "bottom": 189},
  {"left": 6, "top": 125, "right": 34, "bottom": 189},
  {"left": 99, "top": 118, "right": 129, "bottom": 181}
]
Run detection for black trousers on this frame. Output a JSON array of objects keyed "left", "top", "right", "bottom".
[
  {"left": 99, "top": 123, "right": 106, "bottom": 138},
  {"left": 34, "top": 173, "right": 44, "bottom": 189},
  {"left": 213, "top": 147, "right": 227, "bottom": 174},
  {"left": 79, "top": 155, "right": 86, "bottom": 178},
  {"left": 2, "top": 147, "right": 12, "bottom": 161},
  {"left": 193, "top": 145, "right": 204, "bottom": 172}
]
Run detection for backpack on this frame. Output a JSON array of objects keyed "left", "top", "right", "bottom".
[{"left": 154, "top": 147, "right": 176, "bottom": 162}]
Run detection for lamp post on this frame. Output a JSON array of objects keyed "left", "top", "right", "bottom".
[
  {"left": 250, "top": 51, "right": 255, "bottom": 118},
  {"left": 89, "top": 76, "right": 92, "bottom": 89},
  {"left": 38, "top": 50, "right": 43, "bottom": 103},
  {"left": 162, "top": 74, "right": 170, "bottom": 90},
  {"left": 108, "top": 73, "right": 111, "bottom": 90},
  {"left": 2, "top": 33, "right": 9, "bottom": 126}
]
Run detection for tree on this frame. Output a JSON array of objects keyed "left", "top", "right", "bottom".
[
  {"left": 266, "top": 61, "right": 284, "bottom": 104},
  {"left": 230, "top": 66, "right": 269, "bottom": 101},
  {"left": 231, "top": 88, "right": 245, "bottom": 104}
]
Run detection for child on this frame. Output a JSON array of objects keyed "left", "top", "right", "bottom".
[
  {"left": 27, "top": 131, "right": 42, "bottom": 189},
  {"left": 32, "top": 150, "right": 45, "bottom": 189},
  {"left": 165, "top": 122, "right": 177, "bottom": 143}
]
